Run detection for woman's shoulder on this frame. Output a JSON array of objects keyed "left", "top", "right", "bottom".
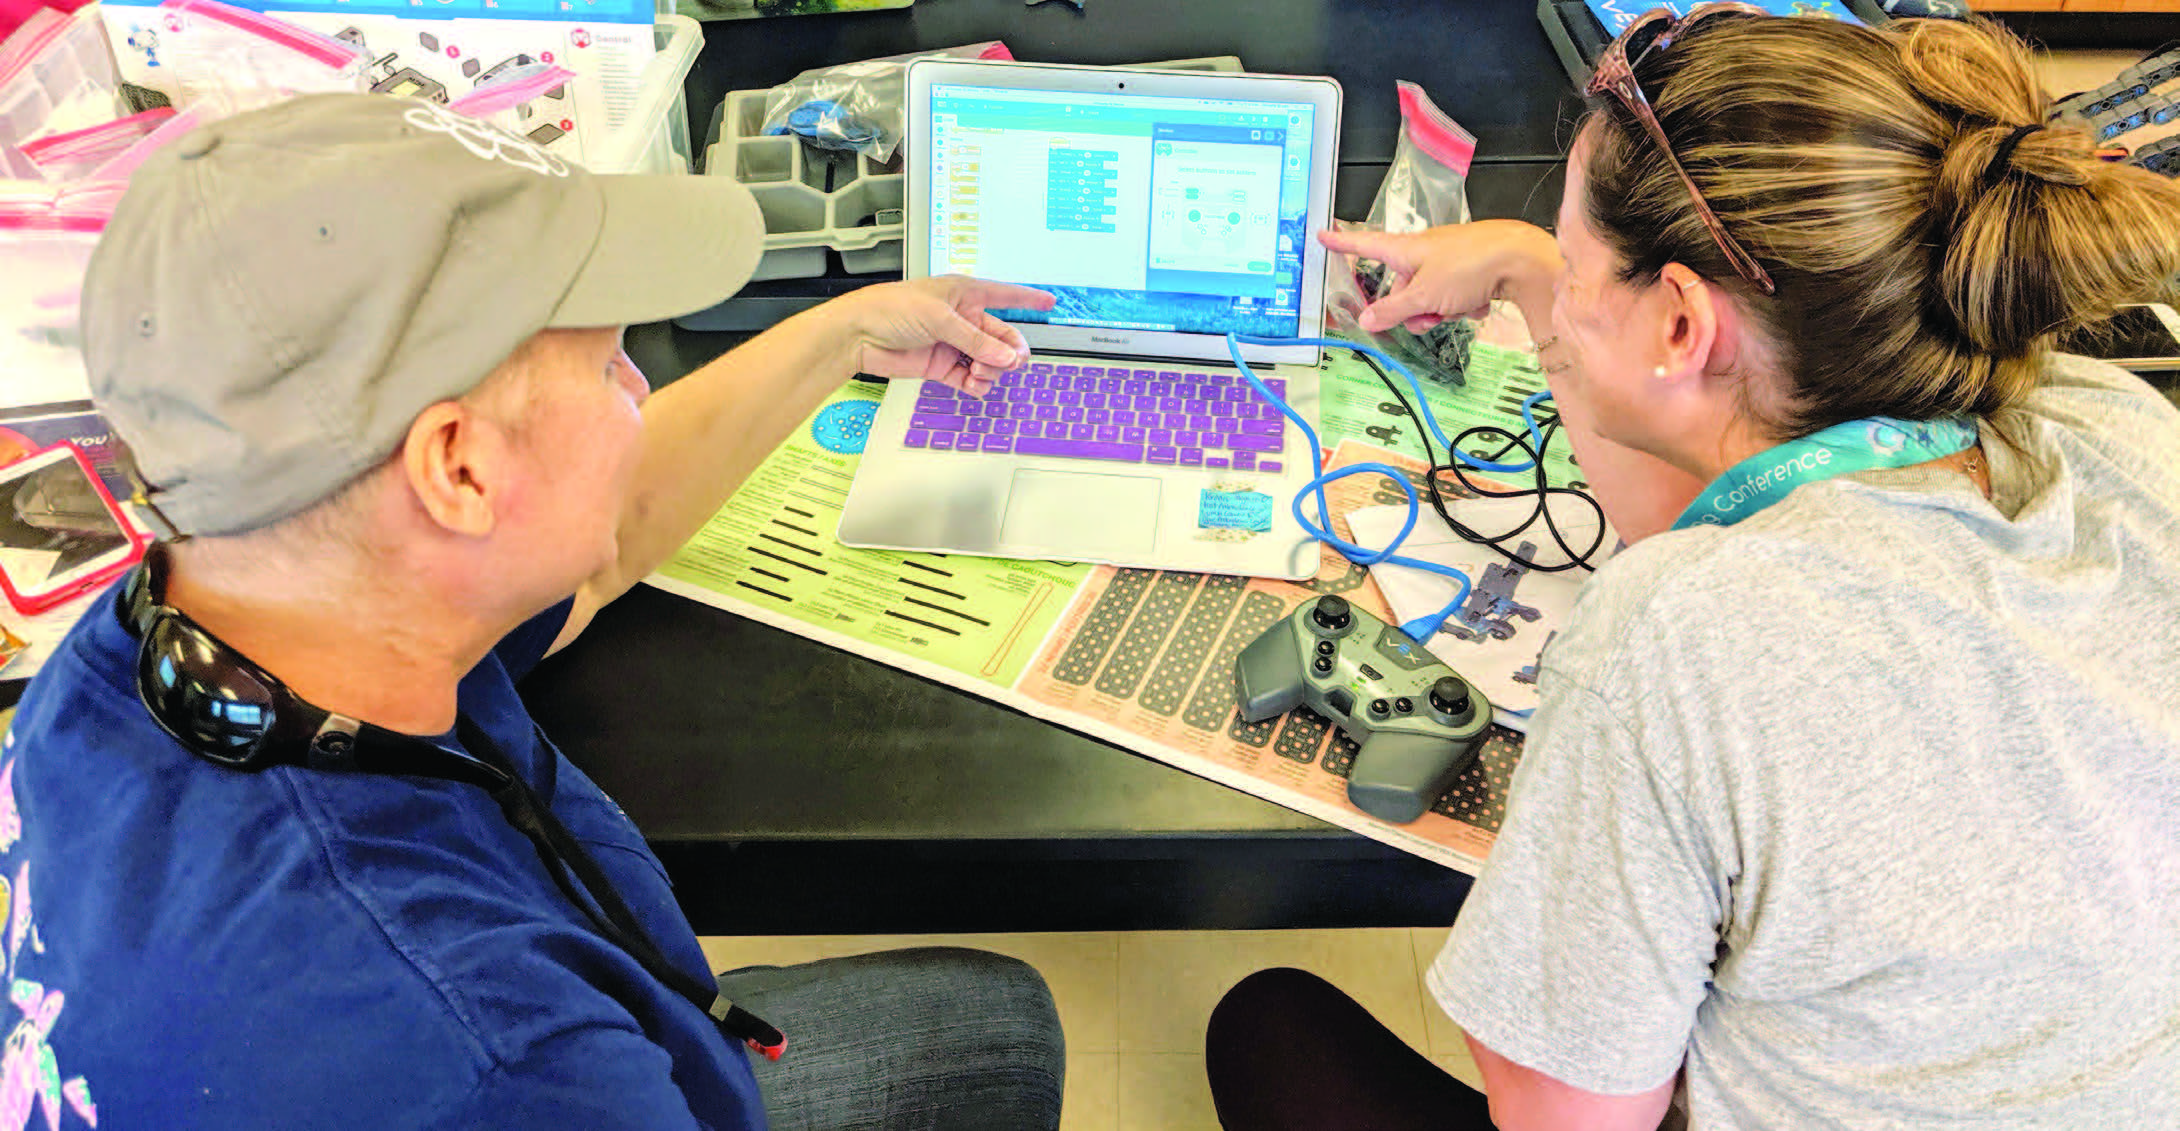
[
  {"left": 1542, "top": 527, "right": 1785, "bottom": 691},
  {"left": 1996, "top": 353, "right": 2180, "bottom": 523},
  {"left": 1544, "top": 492, "right": 1963, "bottom": 694},
  {"left": 2037, "top": 351, "right": 2177, "bottom": 399},
  {"left": 2019, "top": 353, "right": 2180, "bottom": 448}
]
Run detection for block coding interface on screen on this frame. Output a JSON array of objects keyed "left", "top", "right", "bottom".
[{"left": 928, "top": 84, "right": 1316, "bottom": 340}]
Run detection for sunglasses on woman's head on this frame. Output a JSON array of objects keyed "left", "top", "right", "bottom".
[{"left": 1586, "top": 3, "right": 1778, "bottom": 296}]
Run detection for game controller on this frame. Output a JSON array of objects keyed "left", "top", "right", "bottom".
[{"left": 1234, "top": 595, "right": 1491, "bottom": 823}]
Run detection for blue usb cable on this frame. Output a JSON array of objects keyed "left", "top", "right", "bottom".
[{"left": 1221, "top": 332, "right": 1556, "bottom": 642}]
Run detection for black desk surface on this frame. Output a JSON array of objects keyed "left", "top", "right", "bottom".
[{"left": 521, "top": 0, "right": 1573, "bottom": 933}]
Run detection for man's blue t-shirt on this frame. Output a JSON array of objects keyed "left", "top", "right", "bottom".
[{"left": 0, "top": 589, "right": 769, "bottom": 1130}]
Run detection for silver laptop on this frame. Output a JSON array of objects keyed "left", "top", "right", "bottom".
[{"left": 836, "top": 59, "right": 1343, "bottom": 580}]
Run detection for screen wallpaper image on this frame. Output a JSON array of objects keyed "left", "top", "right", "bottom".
[{"left": 927, "top": 86, "right": 1317, "bottom": 340}]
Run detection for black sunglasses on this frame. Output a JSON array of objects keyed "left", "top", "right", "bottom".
[
  {"left": 115, "top": 545, "right": 789, "bottom": 1058},
  {"left": 121, "top": 546, "right": 362, "bottom": 769}
]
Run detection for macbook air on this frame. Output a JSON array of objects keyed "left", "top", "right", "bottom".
[{"left": 838, "top": 58, "right": 1342, "bottom": 580}]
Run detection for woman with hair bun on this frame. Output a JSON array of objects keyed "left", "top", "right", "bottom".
[{"left": 1205, "top": 12, "right": 2180, "bottom": 1130}]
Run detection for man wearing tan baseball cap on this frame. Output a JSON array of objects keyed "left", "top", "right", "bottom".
[{"left": 4, "top": 94, "right": 1063, "bottom": 1129}]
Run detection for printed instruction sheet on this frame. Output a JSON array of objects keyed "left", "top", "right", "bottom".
[
  {"left": 650, "top": 370, "right": 1559, "bottom": 870},
  {"left": 649, "top": 381, "right": 1088, "bottom": 687}
]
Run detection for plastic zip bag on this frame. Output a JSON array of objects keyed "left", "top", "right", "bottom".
[
  {"left": 19, "top": 107, "right": 174, "bottom": 180},
  {"left": 445, "top": 61, "right": 577, "bottom": 139},
  {"left": 141, "top": 0, "right": 367, "bottom": 114},
  {"left": 1325, "top": 81, "right": 1479, "bottom": 385},
  {"left": 0, "top": 188, "right": 112, "bottom": 407},
  {"left": 0, "top": 6, "right": 125, "bottom": 179},
  {"left": 65, "top": 101, "right": 210, "bottom": 187},
  {"left": 1, "top": 0, "right": 94, "bottom": 49},
  {"left": 758, "top": 40, "right": 1012, "bottom": 164}
]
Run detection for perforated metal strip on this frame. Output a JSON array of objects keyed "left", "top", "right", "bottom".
[
  {"left": 1052, "top": 568, "right": 1155, "bottom": 686},
  {"left": 1094, "top": 572, "right": 1201, "bottom": 699},
  {"left": 1137, "top": 575, "right": 1248, "bottom": 716},
  {"left": 1196, "top": 591, "right": 1289, "bottom": 742}
]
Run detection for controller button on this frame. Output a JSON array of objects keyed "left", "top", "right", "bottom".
[
  {"left": 1311, "top": 595, "right": 1352, "bottom": 632},
  {"left": 1393, "top": 697, "right": 1413, "bottom": 714},
  {"left": 1369, "top": 698, "right": 1390, "bottom": 716},
  {"left": 1430, "top": 676, "right": 1470, "bottom": 717},
  {"left": 1315, "top": 640, "right": 1335, "bottom": 657},
  {"left": 1312, "top": 656, "right": 1334, "bottom": 676}
]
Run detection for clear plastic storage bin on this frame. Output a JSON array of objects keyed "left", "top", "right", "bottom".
[
  {"left": 0, "top": 8, "right": 125, "bottom": 180},
  {"left": 583, "top": 13, "right": 700, "bottom": 175}
]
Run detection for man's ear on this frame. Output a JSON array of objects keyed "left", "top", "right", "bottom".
[{"left": 400, "top": 401, "right": 505, "bottom": 537}]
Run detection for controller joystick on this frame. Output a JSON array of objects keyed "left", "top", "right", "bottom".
[
  {"left": 1233, "top": 597, "right": 1492, "bottom": 824},
  {"left": 1429, "top": 677, "right": 1469, "bottom": 718}
]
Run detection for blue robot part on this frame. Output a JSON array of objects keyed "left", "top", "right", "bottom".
[
  {"left": 766, "top": 99, "right": 882, "bottom": 152},
  {"left": 812, "top": 399, "right": 879, "bottom": 454},
  {"left": 1512, "top": 630, "right": 1559, "bottom": 686},
  {"left": 2097, "top": 100, "right": 2173, "bottom": 142},
  {"left": 2135, "top": 135, "right": 2180, "bottom": 177},
  {"left": 1445, "top": 540, "right": 1545, "bottom": 643},
  {"left": 2061, "top": 47, "right": 2180, "bottom": 120}
]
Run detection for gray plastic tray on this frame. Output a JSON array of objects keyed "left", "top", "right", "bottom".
[
  {"left": 707, "top": 88, "right": 906, "bottom": 281},
  {"left": 704, "top": 56, "right": 1244, "bottom": 282}
]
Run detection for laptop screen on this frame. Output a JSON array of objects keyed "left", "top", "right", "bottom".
[{"left": 927, "top": 83, "right": 1318, "bottom": 341}]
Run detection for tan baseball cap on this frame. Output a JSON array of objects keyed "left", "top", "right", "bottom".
[{"left": 82, "top": 93, "right": 765, "bottom": 538}]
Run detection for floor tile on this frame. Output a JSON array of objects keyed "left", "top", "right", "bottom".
[
  {"left": 1060, "top": 1052, "right": 1118, "bottom": 1131},
  {"left": 699, "top": 933, "right": 858, "bottom": 972},
  {"left": 699, "top": 932, "right": 1120, "bottom": 1053},
  {"left": 1116, "top": 929, "right": 1428, "bottom": 1055},
  {"left": 1409, "top": 926, "right": 1468, "bottom": 1057},
  {"left": 1415, "top": 929, "right": 1485, "bottom": 1096},
  {"left": 1117, "top": 1052, "right": 1220, "bottom": 1131},
  {"left": 1409, "top": 925, "right": 1451, "bottom": 967}
]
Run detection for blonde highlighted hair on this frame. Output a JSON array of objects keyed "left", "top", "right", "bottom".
[{"left": 1582, "top": 15, "right": 2180, "bottom": 435}]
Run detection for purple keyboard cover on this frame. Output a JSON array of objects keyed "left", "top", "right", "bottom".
[{"left": 897, "top": 363, "right": 1288, "bottom": 474}]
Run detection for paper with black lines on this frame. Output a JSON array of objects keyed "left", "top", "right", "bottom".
[
  {"left": 651, "top": 381, "right": 1087, "bottom": 685},
  {"left": 648, "top": 381, "right": 1524, "bottom": 871}
]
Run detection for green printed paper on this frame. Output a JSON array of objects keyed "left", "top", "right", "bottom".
[
  {"left": 1316, "top": 342, "right": 1581, "bottom": 486},
  {"left": 654, "top": 382, "right": 1090, "bottom": 686}
]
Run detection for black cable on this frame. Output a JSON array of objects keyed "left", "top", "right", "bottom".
[
  {"left": 1441, "top": 424, "right": 1606, "bottom": 571},
  {"left": 1367, "top": 352, "right": 1438, "bottom": 470},
  {"left": 455, "top": 719, "right": 784, "bottom": 1053},
  {"left": 1353, "top": 352, "right": 1607, "bottom": 573}
]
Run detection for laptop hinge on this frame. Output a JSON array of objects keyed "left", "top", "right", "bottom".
[{"left": 1050, "top": 349, "right": 1287, "bottom": 373}]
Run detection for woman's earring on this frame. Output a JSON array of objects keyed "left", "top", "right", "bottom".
[{"left": 1652, "top": 365, "right": 1667, "bottom": 378}]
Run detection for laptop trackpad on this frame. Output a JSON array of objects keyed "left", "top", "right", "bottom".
[{"left": 999, "top": 469, "right": 1160, "bottom": 557}]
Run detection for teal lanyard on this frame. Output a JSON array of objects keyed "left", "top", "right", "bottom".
[{"left": 1672, "top": 415, "right": 1979, "bottom": 531}]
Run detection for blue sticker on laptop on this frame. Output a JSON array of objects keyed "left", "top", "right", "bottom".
[{"left": 1198, "top": 488, "right": 1274, "bottom": 532}]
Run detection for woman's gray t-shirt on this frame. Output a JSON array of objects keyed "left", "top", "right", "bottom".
[{"left": 1429, "top": 354, "right": 2180, "bottom": 1128}]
